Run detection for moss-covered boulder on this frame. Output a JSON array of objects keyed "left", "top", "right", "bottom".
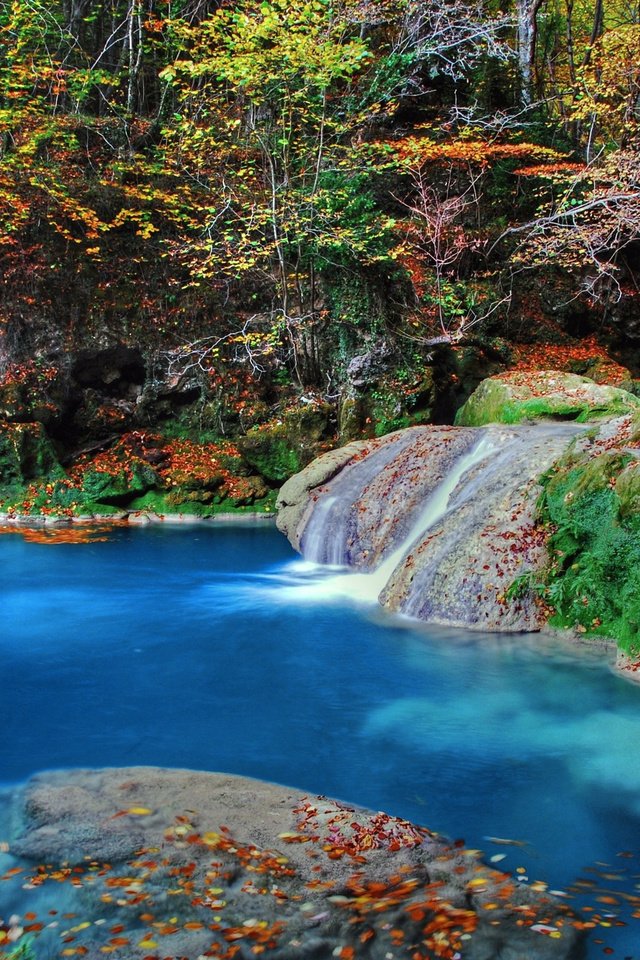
[
  {"left": 81, "top": 461, "right": 159, "bottom": 506},
  {"left": 0, "top": 421, "right": 63, "bottom": 488},
  {"left": 238, "top": 403, "right": 333, "bottom": 483},
  {"left": 536, "top": 413, "right": 640, "bottom": 657},
  {"left": 456, "top": 370, "right": 640, "bottom": 426},
  {"left": 337, "top": 371, "right": 436, "bottom": 443}
]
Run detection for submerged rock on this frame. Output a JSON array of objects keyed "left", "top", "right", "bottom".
[
  {"left": 456, "top": 370, "right": 640, "bottom": 427},
  {"left": 4, "top": 766, "right": 585, "bottom": 960}
]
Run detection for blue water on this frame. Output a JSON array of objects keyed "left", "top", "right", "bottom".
[{"left": 1, "top": 523, "right": 640, "bottom": 957}]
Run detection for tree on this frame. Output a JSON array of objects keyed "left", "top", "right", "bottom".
[
  {"left": 516, "top": 0, "right": 544, "bottom": 105},
  {"left": 509, "top": 146, "right": 640, "bottom": 310},
  {"left": 158, "top": 0, "right": 400, "bottom": 386}
]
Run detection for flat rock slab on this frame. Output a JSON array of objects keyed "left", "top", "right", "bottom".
[{"left": 1, "top": 767, "right": 585, "bottom": 959}]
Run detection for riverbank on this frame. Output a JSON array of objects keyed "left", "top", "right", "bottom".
[{"left": 0, "top": 509, "right": 277, "bottom": 526}]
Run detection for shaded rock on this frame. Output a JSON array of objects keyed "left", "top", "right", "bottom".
[
  {"left": 339, "top": 370, "right": 436, "bottom": 442},
  {"left": 567, "top": 353, "right": 633, "bottom": 387},
  {"left": 346, "top": 341, "right": 393, "bottom": 387},
  {"left": 70, "top": 388, "right": 137, "bottom": 442},
  {"left": 456, "top": 370, "right": 640, "bottom": 426},
  {"left": 5, "top": 766, "right": 585, "bottom": 960},
  {"left": 239, "top": 402, "right": 333, "bottom": 484},
  {"left": 0, "top": 420, "right": 63, "bottom": 488},
  {"left": 338, "top": 392, "right": 371, "bottom": 441},
  {"left": 71, "top": 345, "right": 146, "bottom": 399}
]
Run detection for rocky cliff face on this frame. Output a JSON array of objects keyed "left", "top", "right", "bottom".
[{"left": 277, "top": 422, "right": 580, "bottom": 631}]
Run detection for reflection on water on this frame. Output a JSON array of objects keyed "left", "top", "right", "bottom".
[{"left": 1, "top": 523, "right": 639, "bottom": 957}]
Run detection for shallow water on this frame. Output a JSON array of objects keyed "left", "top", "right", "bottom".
[{"left": 1, "top": 523, "right": 639, "bottom": 957}]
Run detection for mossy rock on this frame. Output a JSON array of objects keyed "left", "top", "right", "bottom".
[
  {"left": 456, "top": 370, "right": 640, "bottom": 427},
  {"left": 339, "top": 371, "right": 435, "bottom": 442},
  {"left": 238, "top": 403, "right": 333, "bottom": 483},
  {"left": 81, "top": 462, "right": 159, "bottom": 505},
  {"left": 536, "top": 423, "right": 640, "bottom": 654},
  {"left": 168, "top": 469, "right": 226, "bottom": 491},
  {"left": 225, "top": 475, "right": 270, "bottom": 506},
  {"left": 128, "top": 484, "right": 277, "bottom": 516},
  {"left": 567, "top": 355, "right": 633, "bottom": 388},
  {"left": 614, "top": 462, "right": 640, "bottom": 519},
  {"left": 338, "top": 395, "right": 371, "bottom": 442},
  {"left": 0, "top": 421, "right": 63, "bottom": 486}
]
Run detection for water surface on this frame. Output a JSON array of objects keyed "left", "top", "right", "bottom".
[{"left": 1, "top": 523, "right": 639, "bottom": 957}]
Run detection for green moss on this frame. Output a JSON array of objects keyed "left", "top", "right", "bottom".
[
  {"left": 238, "top": 404, "right": 332, "bottom": 483},
  {"left": 456, "top": 372, "right": 640, "bottom": 426},
  {"left": 78, "top": 501, "right": 126, "bottom": 516},
  {"left": 0, "top": 421, "right": 63, "bottom": 485},
  {"left": 127, "top": 490, "right": 215, "bottom": 516},
  {"left": 240, "top": 435, "right": 303, "bottom": 483},
  {"left": 616, "top": 463, "right": 640, "bottom": 517},
  {"left": 81, "top": 462, "right": 159, "bottom": 505},
  {"left": 538, "top": 452, "right": 640, "bottom": 654},
  {"left": 127, "top": 486, "right": 277, "bottom": 516}
]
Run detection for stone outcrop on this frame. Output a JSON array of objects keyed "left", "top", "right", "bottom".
[
  {"left": 455, "top": 370, "right": 640, "bottom": 427},
  {"left": 277, "top": 420, "right": 579, "bottom": 631},
  {"left": 3, "top": 766, "right": 585, "bottom": 960}
]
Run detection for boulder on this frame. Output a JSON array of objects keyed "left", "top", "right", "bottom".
[
  {"left": 4, "top": 766, "right": 585, "bottom": 960},
  {"left": 239, "top": 402, "right": 333, "bottom": 483},
  {"left": 277, "top": 422, "right": 580, "bottom": 631},
  {"left": 456, "top": 370, "right": 640, "bottom": 426},
  {"left": 276, "top": 439, "right": 370, "bottom": 549},
  {"left": 346, "top": 341, "right": 394, "bottom": 387},
  {"left": 0, "top": 420, "right": 63, "bottom": 488}
]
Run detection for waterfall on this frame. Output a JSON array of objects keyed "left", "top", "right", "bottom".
[
  {"left": 283, "top": 422, "right": 581, "bottom": 630},
  {"left": 299, "top": 428, "right": 419, "bottom": 565},
  {"left": 365, "top": 431, "right": 500, "bottom": 596}
]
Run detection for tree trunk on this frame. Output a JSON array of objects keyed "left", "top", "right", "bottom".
[{"left": 516, "top": 0, "right": 544, "bottom": 106}]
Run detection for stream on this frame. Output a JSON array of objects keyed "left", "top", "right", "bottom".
[{"left": 1, "top": 523, "right": 639, "bottom": 957}]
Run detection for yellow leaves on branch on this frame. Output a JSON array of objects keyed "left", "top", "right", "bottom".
[
  {"left": 112, "top": 208, "right": 159, "bottom": 239},
  {"left": 572, "top": 25, "right": 640, "bottom": 145}
]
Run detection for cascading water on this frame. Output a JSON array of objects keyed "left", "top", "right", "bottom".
[
  {"left": 299, "top": 428, "right": 420, "bottom": 566},
  {"left": 280, "top": 421, "right": 582, "bottom": 628},
  {"left": 365, "top": 431, "right": 500, "bottom": 596}
]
